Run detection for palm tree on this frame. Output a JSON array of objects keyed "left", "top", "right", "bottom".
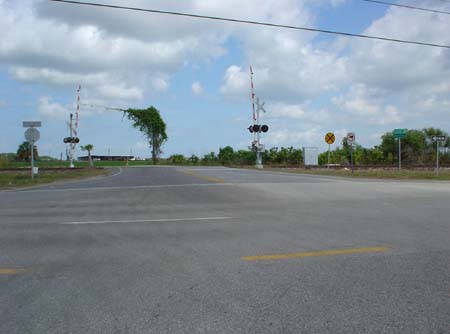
[
  {"left": 80, "top": 144, "right": 94, "bottom": 167},
  {"left": 17, "top": 141, "right": 38, "bottom": 162}
]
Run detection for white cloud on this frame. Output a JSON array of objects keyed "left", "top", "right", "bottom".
[
  {"left": 37, "top": 96, "right": 71, "bottom": 119},
  {"left": 220, "top": 65, "right": 249, "bottom": 101},
  {"left": 97, "top": 84, "right": 143, "bottom": 100},
  {"left": 332, "top": 84, "right": 403, "bottom": 125},
  {"left": 267, "top": 126, "right": 322, "bottom": 147},
  {"left": 2, "top": 0, "right": 450, "bottom": 155},
  {"left": 0, "top": 0, "right": 227, "bottom": 102},
  {"left": 191, "top": 81, "right": 204, "bottom": 96}
]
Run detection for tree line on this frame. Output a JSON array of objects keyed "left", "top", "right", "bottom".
[
  {"left": 166, "top": 146, "right": 303, "bottom": 166},
  {"left": 319, "top": 127, "right": 450, "bottom": 166},
  {"left": 166, "top": 128, "right": 450, "bottom": 167}
]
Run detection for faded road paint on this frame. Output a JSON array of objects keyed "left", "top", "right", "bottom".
[
  {"left": 242, "top": 246, "right": 389, "bottom": 261},
  {"left": 180, "top": 169, "right": 225, "bottom": 183},
  {"left": 0, "top": 268, "right": 29, "bottom": 275}
]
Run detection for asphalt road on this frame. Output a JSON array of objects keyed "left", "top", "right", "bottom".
[{"left": 1, "top": 166, "right": 449, "bottom": 334}]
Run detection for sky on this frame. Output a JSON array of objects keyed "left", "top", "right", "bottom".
[{"left": 1, "top": 0, "right": 450, "bottom": 159}]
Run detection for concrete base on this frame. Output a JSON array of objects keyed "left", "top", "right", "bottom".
[{"left": 255, "top": 164, "right": 264, "bottom": 169}]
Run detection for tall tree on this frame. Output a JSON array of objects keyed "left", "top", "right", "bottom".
[
  {"left": 16, "top": 141, "right": 38, "bottom": 162},
  {"left": 80, "top": 144, "right": 94, "bottom": 167},
  {"left": 125, "top": 107, "right": 168, "bottom": 164}
]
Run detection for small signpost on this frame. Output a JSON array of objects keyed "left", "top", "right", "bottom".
[
  {"left": 324, "top": 132, "right": 335, "bottom": 169},
  {"left": 23, "top": 121, "right": 41, "bottom": 180},
  {"left": 393, "top": 129, "right": 407, "bottom": 170},
  {"left": 347, "top": 132, "right": 355, "bottom": 173},
  {"left": 432, "top": 135, "right": 447, "bottom": 176}
]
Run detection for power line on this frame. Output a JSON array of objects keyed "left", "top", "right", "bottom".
[
  {"left": 48, "top": 0, "right": 450, "bottom": 49},
  {"left": 362, "top": 0, "right": 450, "bottom": 15}
]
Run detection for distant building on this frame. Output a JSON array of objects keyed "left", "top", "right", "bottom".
[{"left": 78, "top": 155, "right": 135, "bottom": 161}]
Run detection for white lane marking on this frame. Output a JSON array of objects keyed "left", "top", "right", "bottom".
[
  {"left": 2, "top": 182, "right": 234, "bottom": 195},
  {"left": 60, "top": 216, "right": 234, "bottom": 225},
  {"left": 109, "top": 167, "right": 123, "bottom": 178}
]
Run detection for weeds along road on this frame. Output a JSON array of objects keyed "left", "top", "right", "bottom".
[{"left": 1, "top": 166, "right": 449, "bottom": 334}]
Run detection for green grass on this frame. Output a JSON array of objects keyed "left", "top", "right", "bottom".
[
  {"left": 263, "top": 168, "right": 450, "bottom": 180},
  {"left": 0, "top": 168, "right": 110, "bottom": 189},
  {"left": 1, "top": 159, "right": 152, "bottom": 168}
]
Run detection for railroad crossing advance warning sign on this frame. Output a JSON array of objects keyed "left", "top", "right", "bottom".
[{"left": 325, "top": 132, "right": 335, "bottom": 145}]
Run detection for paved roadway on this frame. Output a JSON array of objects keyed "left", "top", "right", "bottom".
[{"left": 1, "top": 166, "right": 449, "bottom": 334}]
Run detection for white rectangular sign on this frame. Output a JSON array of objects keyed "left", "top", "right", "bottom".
[
  {"left": 303, "top": 147, "right": 319, "bottom": 166},
  {"left": 23, "top": 121, "right": 42, "bottom": 128}
]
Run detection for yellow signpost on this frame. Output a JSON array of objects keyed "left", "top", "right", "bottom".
[{"left": 324, "top": 132, "right": 335, "bottom": 168}]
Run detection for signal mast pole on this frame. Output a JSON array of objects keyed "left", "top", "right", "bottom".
[
  {"left": 69, "top": 113, "right": 74, "bottom": 168},
  {"left": 250, "top": 66, "right": 264, "bottom": 168}
]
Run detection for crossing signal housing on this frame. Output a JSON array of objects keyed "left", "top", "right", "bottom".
[
  {"left": 64, "top": 137, "right": 80, "bottom": 144},
  {"left": 247, "top": 124, "right": 269, "bottom": 133}
]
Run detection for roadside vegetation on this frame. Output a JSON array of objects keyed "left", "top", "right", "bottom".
[
  {"left": 263, "top": 168, "right": 450, "bottom": 180},
  {"left": 1, "top": 127, "right": 449, "bottom": 181},
  {"left": 0, "top": 168, "right": 109, "bottom": 189}
]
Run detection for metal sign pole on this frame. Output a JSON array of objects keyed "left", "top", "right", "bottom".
[
  {"left": 31, "top": 140, "right": 34, "bottom": 180},
  {"left": 398, "top": 138, "right": 401, "bottom": 170},
  {"left": 350, "top": 144, "right": 354, "bottom": 174},
  {"left": 256, "top": 106, "right": 262, "bottom": 168},
  {"left": 436, "top": 141, "right": 440, "bottom": 176},
  {"left": 327, "top": 144, "right": 330, "bottom": 169},
  {"left": 69, "top": 113, "right": 74, "bottom": 168}
]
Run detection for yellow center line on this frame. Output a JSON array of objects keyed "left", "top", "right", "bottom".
[
  {"left": 181, "top": 170, "right": 225, "bottom": 183},
  {"left": 241, "top": 246, "right": 389, "bottom": 261},
  {"left": 0, "top": 268, "right": 29, "bottom": 275}
]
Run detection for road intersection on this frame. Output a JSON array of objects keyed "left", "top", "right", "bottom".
[{"left": 1, "top": 166, "right": 449, "bottom": 333}]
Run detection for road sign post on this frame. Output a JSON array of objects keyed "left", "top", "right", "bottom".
[
  {"left": 432, "top": 135, "right": 446, "bottom": 176},
  {"left": 324, "top": 132, "right": 335, "bottom": 169},
  {"left": 23, "top": 122, "right": 41, "bottom": 180},
  {"left": 347, "top": 132, "right": 355, "bottom": 173},
  {"left": 393, "top": 129, "right": 407, "bottom": 171},
  {"left": 436, "top": 141, "right": 439, "bottom": 176},
  {"left": 328, "top": 144, "right": 330, "bottom": 169},
  {"left": 31, "top": 141, "right": 34, "bottom": 180}
]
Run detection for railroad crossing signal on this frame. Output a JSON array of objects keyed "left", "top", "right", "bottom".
[
  {"left": 248, "top": 124, "right": 269, "bottom": 133},
  {"left": 64, "top": 137, "right": 80, "bottom": 144},
  {"left": 325, "top": 132, "right": 335, "bottom": 145}
]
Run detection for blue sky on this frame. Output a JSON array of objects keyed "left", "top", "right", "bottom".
[{"left": 1, "top": 0, "right": 450, "bottom": 158}]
